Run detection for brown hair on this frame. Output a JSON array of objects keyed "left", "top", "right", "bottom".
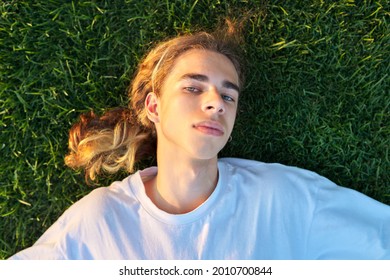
[{"left": 65, "top": 21, "right": 245, "bottom": 183}]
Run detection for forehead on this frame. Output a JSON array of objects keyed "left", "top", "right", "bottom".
[{"left": 167, "top": 49, "right": 239, "bottom": 85}]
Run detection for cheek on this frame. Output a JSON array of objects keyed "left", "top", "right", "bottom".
[
  {"left": 227, "top": 107, "right": 238, "bottom": 127},
  {"left": 159, "top": 97, "right": 192, "bottom": 126}
]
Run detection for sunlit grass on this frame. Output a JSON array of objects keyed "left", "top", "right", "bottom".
[{"left": 1, "top": 0, "right": 389, "bottom": 259}]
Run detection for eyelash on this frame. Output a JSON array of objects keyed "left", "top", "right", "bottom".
[
  {"left": 222, "top": 95, "right": 235, "bottom": 102},
  {"left": 184, "top": 87, "right": 201, "bottom": 93},
  {"left": 183, "top": 87, "right": 236, "bottom": 102}
]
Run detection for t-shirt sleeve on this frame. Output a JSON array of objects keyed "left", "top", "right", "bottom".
[
  {"left": 9, "top": 187, "right": 110, "bottom": 260},
  {"left": 9, "top": 221, "right": 68, "bottom": 259},
  {"left": 306, "top": 184, "right": 390, "bottom": 259}
]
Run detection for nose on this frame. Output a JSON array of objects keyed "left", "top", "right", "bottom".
[{"left": 202, "top": 87, "right": 225, "bottom": 114}]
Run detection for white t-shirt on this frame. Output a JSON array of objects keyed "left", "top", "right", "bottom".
[{"left": 10, "top": 158, "right": 390, "bottom": 259}]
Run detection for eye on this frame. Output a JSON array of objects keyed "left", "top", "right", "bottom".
[
  {"left": 221, "top": 94, "right": 235, "bottom": 102},
  {"left": 184, "top": 87, "right": 201, "bottom": 93}
]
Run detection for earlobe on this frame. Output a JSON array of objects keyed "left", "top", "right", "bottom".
[{"left": 145, "top": 92, "right": 159, "bottom": 123}]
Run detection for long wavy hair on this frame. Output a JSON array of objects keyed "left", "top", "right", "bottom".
[{"left": 64, "top": 20, "right": 245, "bottom": 183}]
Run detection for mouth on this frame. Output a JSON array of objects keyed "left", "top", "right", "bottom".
[{"left": 193, "top": 121, "right": 224, "bottom": 136}]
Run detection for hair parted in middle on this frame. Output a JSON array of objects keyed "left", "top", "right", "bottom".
[{"left": 65, "top": 20, "right": 246, "bottom": 183}]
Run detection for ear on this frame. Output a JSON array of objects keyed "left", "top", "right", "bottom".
[{"left": 145, "top": 92, "right": 160, "bottom": 123}]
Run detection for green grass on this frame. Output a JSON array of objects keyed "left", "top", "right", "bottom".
[{"left": 1, "top": 0, "right": 389, "bottom": 259}]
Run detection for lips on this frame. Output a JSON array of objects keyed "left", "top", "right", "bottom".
[{"left": 193, "top": 121, "right": 224, "bottom": 136}]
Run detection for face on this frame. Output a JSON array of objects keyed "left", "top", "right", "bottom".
[{"left": 146, "top": 49, "right": 240, "bottom": 161}]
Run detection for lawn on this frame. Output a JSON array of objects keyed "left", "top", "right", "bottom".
[{"left": 1, "top": 0, "right": 389, "bottom": 259}]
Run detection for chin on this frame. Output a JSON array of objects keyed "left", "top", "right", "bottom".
[{"left": 190, "top": 144, "right": 226, "bottom": 161}]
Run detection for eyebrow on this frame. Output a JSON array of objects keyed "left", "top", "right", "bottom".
[{"left": 180, "top": 73, "right": 240, "bottom": 93}]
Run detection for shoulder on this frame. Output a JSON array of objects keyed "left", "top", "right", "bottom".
[
  {"left": 219, "top": 158, "right": 390, "bottom": 259},
  {"left": 220, "top": 157, "right": 322, "bottom": 174},
  {"left": 218, "top": 157, "right": 337, "bottom": 193},
  {"left": 9, "top": 173, "right": 142, "bottom": 260},
  {"left": 219, "top": 157, "right": 390, "bottom": 211},
  {"left": 217, "top": 157, "right": 339, "bottom": 222},
  {"left": 23, "top": 173, "right": 141, "bottom": 242},
  {"left": 63, "top": 173, "right": 139, "bottom": 220}
]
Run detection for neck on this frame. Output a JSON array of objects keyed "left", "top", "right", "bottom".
[{"left": 145, "top": 147, "right": 219, "bottom": 214}]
